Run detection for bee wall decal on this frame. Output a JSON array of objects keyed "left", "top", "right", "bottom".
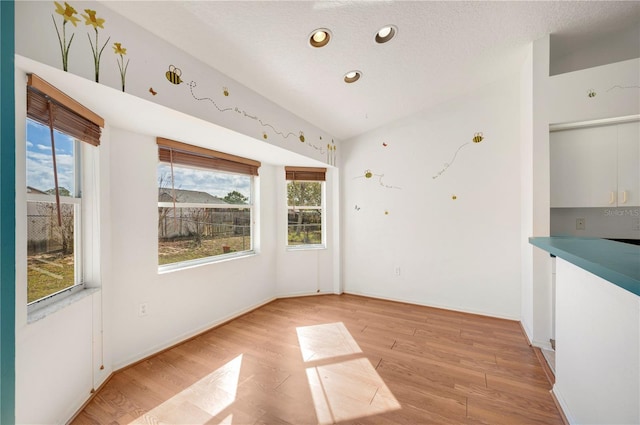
[
  {"left": 364, "top": 169, "right": 373, "bottom": 179},
  {"left": 262, "top": 132, "right": 268, "bottom": 139},
  {"left": 299, "top": 131, "right": 305, "bottom": 143},
  {"left": 452, "top": 195, "right": 457, "bottom": 200},
  {"left": 223, "top": 87, "right": 229, "bottom": 96},
  {"left": 166, "top": 65, "right": 183, "bottom": 85},
  {"left": 472, "top": 132, "right": 484, "bottom": 143},
  {"left": 587, "top": 89, "right": 596, "bottom": 98}
]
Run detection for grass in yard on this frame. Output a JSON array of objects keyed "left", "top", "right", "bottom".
[
  {"left": 159, "top": 235, "right": 250, "bottom": 265},
  {"left": 288, "top": 231, "right": 322, "bottom": 245},
  {"left": 27, "top": 253, "right": 75, "bottom": 303}
]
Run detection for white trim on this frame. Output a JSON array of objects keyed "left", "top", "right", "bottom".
[
  {"left": 158, "top": 250, "right": 256, "bottom": 274},
  {"left": 27, "top": 287, "right": 97, "bottom": 323},
  {"left": 532, "top": 339, "right": 554, "bottom": 351},
  {"left": 26, "top": 193, "right": 81, "bottom": 204},
  {"left": 343, "top": 290, "right": 521, "bottom": 321},
  {"left": 286, "top": 244, "right": 326, "bottom": 252},
  {"left": 287, "top": 205, "right": 321, "bottom": 210},
  {"left": 552, "top": 385, "right": 576, "bottom": 425},
  {"left": 157, "top": 202, "right": 249, "bottom": 209},
  {"left": 286, "top": 180, "right": 325, "bottom": 248},
  {"left": 275, "top": 291, "right": 333, "bottom": 298},
  {"left": 549, "top": 114, "right": 640, "bottom": 132}
]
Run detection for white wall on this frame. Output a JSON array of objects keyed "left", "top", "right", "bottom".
[
  {"left": 341, "top": 74, "right": 522, "bottom": 319},
  {"left": 520, "top": 44, "right": 535, "bottom": 340},
  {"left": 525, "top": 36, "right": 554, "bottom": 349},
  {"left": 548, "top": 58, "right": 640, "bottom": 125},
  {"left": 275, "top": 167, "right": 340, "bottom": 297},
  {"left": 554, "top": 258, "right": 639, "bottom": 424},
  {"left": 551, "top": 207, "right": 640, "bottom": 239},
  {"left": 550, "top": 24, "right": 640, "bottom": 76},
  {"left": 14, "top": 66, "right": 113, "bottom": 422},
  {"left": 108, "top": 127, "right": 280, "bottom": 367}
]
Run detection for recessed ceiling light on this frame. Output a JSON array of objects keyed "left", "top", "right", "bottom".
[
  {"left": 375, "top": 25, "right": 397, "bottom": 44},
  {"left": 309, "top": 28, "right": 331, "bottom": 48},
  {"left": 344, "top": 70, "right": 362, "bottom": 84}
]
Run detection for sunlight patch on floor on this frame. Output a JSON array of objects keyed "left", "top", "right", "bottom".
[
  {"left": 297, "top": 322, "right": 401, "bottom": 424},
  {"left": 129, "top": 354, "right": 243, "bottom": 425},
  {"left": 296, "top": 322, "right": 362, "bottom": 362}
]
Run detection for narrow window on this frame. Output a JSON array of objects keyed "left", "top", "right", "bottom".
[
  {"left": 286, "top": 167, "right": 326, "bottom": 248},
  {"left": 157, "top": 138, "right": 260, "bottom": 269},
  {"left": 25, "top": 74, "right": 103, "bottom": 309}
]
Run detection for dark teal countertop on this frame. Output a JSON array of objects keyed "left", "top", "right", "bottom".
[{"left": 529, "top": 237, "right": 640, "bottom": 297}]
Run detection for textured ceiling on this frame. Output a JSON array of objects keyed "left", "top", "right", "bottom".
[{"left": 101, "top": 1, "right": 640, "bottom": 140}]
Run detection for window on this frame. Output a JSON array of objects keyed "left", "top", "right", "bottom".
[
  {"left": 157, "top": 138, "right": 260, "bottom": 268},
  {"left": 25, "top": 74, "right": 103, "bottom": 308},
  {"left": 286, "top": 167, "right": 326, "bottom": 248}
]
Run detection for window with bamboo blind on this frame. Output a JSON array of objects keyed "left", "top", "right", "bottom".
[
  {"left": 156, "top": 138, "right": 259, "bottom": 268},
  {"left": 285, "top": 166, "right": 326, "bottom": 248},
  {"left": 25, "top": 74, "right": 103, "bottom": 309}
]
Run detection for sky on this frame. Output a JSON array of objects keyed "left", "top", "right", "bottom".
[
  {"left": 27, "top": 119, "right": 251, "bottom": 200},
  {"left": 158, "top": 163, "right": 251, "bottom": 198},
  {"left": 158, "top": 163, "right": 251, "bottom": 200},
  {"left": 26, "top": 119, "right": 75, "bottom": 195}
]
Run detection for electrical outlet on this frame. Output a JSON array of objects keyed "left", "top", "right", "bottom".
[
  {"left": 576, "top": 218, "right": 585, "bottom": 230},
  {"left": 138, "top": 303, "right": 148, "bottom": 317},
  {"left": 394, "top": 266, "right": 401, "bottom": 276}
]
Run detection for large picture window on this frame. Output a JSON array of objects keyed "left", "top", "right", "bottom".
[
  {"left": 286, "top": 167, "right": 326, "bottom": 248},
  {"left": 26, "top": 74, "right": 103, "bottom": 308},
  {"left": 157, "top": 138, "right": 260, "bottom": 268}
]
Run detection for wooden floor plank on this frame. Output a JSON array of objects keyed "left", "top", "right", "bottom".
[{"left": 71, "top": 294, "right": 563, "bottom": 424}]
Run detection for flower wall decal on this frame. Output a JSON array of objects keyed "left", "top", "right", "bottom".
[
  {"left": 113, "top": 42, "right": 129, "bottom": 92},
  {"left": 53, "top": 1, "right": 79, "bottom": 71},
  {"left": 82, "top": 8, "right": 109, "bottom": 82}
]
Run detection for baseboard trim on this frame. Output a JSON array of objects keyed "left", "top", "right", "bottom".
[
  {"left": 65, "top": 372, "right": 115, "bottom": 425},
  {"left": 343, "top": 290, "right": 520, "bottom": 321},
  {"left": 532, "top": 346, "right": 555, "bottom": 386},
  {"left": 113, "top": 296, "right": 276, "bottom": 371},
  {"left": 276, "top": 290, "right": 338, "bottom": 298},
  {"left": 551, "top": 386, "right": 572, "bottom": 425},
  {"left": 519, "top": 321, "right": 532, "bottom": 346}
]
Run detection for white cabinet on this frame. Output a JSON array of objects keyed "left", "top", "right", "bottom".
[{"left": 550, "top": 121, "right": 640, "bottom": 207}]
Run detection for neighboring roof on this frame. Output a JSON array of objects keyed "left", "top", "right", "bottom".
[
  {"left": 158, "top": 188, "right": 228, "bottom": 205},
  {"left": 27, "top": 186, "right": 49, "bottom": 195}
]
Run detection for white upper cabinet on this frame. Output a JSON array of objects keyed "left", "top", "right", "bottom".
[
  {"left": 550, "top": 125, "right": 617, "bottom": 208},
  {"left": 616, "top": 121, "right": 640, "bottom": 207},
  {"left": 550, "top": 121, "right": 639, "bottom": 208}
]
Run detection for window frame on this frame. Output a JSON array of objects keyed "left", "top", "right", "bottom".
[
  {"left": 286, "top": 177, "right": 326, "bottom": 251},
  {"left": 156, "top": 140, "right": 259, "bottom": 271},
  {"left": 24, "top": 74, "right": 103, "bottom": 313},
  {"left": 26, "top": 196, "right": 84, "bottom": 311}
]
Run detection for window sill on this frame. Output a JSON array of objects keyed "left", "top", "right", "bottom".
[
  {"left": 158, "top": 251, "right": 257, "bottom": 274},
  {"left": 28, "top": 287, "right": 100, "bottom": 324},
  {"left": 286, "top": 244, "right": 326, "bottom": 252}
]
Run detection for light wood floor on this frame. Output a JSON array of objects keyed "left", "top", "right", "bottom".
[{"left": 72, "top": 294, "right": 563, "bottom": 425}]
